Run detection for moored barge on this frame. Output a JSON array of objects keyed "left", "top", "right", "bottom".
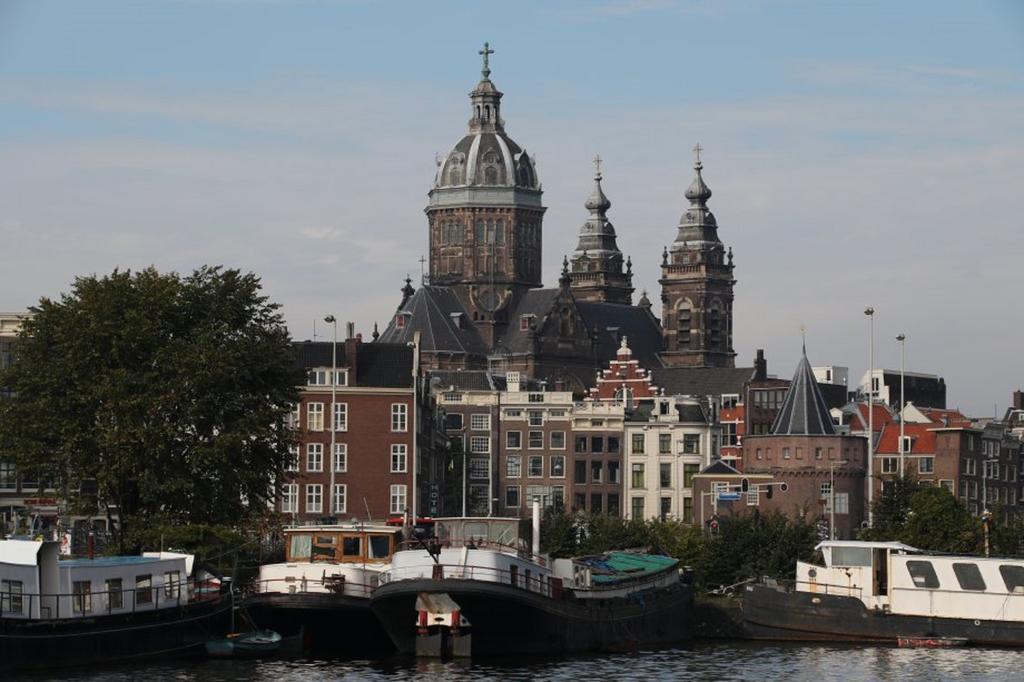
[
  {"left": 0, "top": 539, "right": 231, "bottom": 672},
  {"left": 370, "top": 515, "right": 693, "bottom": 657},
  {"left": 244, "top": 523, "right": 403, "bottom": 654},
  {"left": 743, "top": 540, "right": 1024, "bottom": 646}
]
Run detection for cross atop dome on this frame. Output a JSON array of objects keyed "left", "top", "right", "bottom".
[{"left": 479, "top": 42, "right": 494, "bottom": 79}]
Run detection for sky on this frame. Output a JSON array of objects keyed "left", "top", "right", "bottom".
[{"left": 1, "top": 0, "right": 1022, "bottom": 416}]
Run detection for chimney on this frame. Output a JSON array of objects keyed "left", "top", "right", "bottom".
[
  {"left": 344, "top": 333, "right": 360, "bottom": 381},
  {"left": 754, "top": 349, "right": 767, "bottom": 381}
]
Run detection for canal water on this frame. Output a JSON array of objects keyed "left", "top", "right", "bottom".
[{"left": 15, "top": 642, "right": 1024, "bottom": 681}]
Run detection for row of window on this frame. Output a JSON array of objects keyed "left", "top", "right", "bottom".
[
  {"left": 0, "top": 573, "right": 181, "bottom": 615},
  {"left": 629, "top": 496, "right": 695, "bottom": 522},
  {"left": 906, "top": 560, "right": 1024, "bottom": 593},
  {"left": 630, "top": 433, "right": 701, "bottom": 455},
  {"left": 285, "top": 443, "right": 407, "bottom": 474},
  {"left": 505, "top": 484, "right": 564, "bottom": 510},
  {"left": 288, "top": 402, "right": 407, "bottom": 433},
  {"left": 629, "top": 462, "right": 701, "bottom": 490},
  {"left": 280, "top": 483, "right": 408, "bottom": 515}
]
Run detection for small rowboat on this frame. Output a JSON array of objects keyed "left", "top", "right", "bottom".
[
  {"left": 206, "top": 629, "right": 283, "bottom": 657},
  {"left": 897, "top": 636, "right": 968, "bottom": 648}
]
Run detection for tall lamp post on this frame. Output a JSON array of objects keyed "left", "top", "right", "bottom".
[
  {"left": 896, "top": 333, "right": 906, "bottom": 477},
  {"left": 324, "top": 315, "right": 338, "bottom": 519},
  {"left": 864, "top": 307, "right": 875, "bottom": 527}
]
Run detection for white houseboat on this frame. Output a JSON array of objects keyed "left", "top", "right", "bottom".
[
  {"left": 0, "top": 539, "right": 230, "bottom": 672},
  {"left": 244, "top": 522, "right": 404, "bottom": 653},
  {"left": 743, "top": 540, "right": 1024, "bottom": 645},
  {"left": 370, "top": 512, "right": 693, "bottom": 657}
]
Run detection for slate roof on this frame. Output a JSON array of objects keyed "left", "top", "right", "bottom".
[
  {"left": 377, "top": 286, "right": 489, "bottom": 357},
  {"left": 575, "top": 301, "right": 662, "bottom": 365},
  {"left": 697, "top": 460, "right": 742, "bottom": 476},
  {"left": 771, "top": 347, "right": 837, "bottom": 436},
  {"left": 650, "top": 366, "right": 756, "bottom": 398},
  {"left": 292, "top": 341, "right": 413, "bottom": 388},
  {"left": 502, "top": 289, "right": 561, "bottom": 354},
  {"left": 429, "top": 369, "right": 495, "bottom": 392}
]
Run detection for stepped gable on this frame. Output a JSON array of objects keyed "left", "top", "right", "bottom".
[{"left": 770, "top": 344, "right": 837, "bottom": 436}]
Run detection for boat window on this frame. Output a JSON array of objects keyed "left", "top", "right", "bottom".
[
  {"left": 289, "top": 534, "right": 312, "bottom": 561},
  {"left": 312, "top": 535, "right": 337, "bottom": 561},
  {"left": 831, "top": 547, "right": 872, "bottom": 567},
  {"left": 999, "top": 565, "right": 1024, "bottom": 592},
  {"left": 343, "top": 536, "right": 362, "bottom": 558},
  {"left": 906, "top": 560, "right": 940, "bottom": 589},
  {"left": 952, "top": 563, "right": 986, "bottom": 591},
  {"left": 368, "top": 535, "right": 391, "bottom": 560},
  {"left": 464, "top": 521, "right": 489, "bottom": 542},
  {"left": 135, "top": 575, "right": 153, "bottom": 604}
]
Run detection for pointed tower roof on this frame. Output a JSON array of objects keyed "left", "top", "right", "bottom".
[
  {"left": 771, "top": 343, "right": 837, "bottom": 436},
  {"left": 573, "top": 155, "right": 622, "bottom": 257}
]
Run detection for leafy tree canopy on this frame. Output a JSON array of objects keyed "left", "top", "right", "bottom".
[
  {"left": 862, "top": 477, "right": 981, "bottom": 554},
  {"left": 0, "top": 266, "right": 302, "bottom": 549}
]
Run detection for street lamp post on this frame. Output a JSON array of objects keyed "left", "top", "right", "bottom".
[
  {"left": 897, "top": 334, "right": 906, "bottom": 478},
  {"left": 864, "top": 307, "right": 875, "bottom": 527},
  {"left": 324, "top": 315, "right": 338, "bottom": 519}
]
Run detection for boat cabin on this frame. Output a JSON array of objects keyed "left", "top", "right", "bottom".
[
  {"left": 283, "top": 524, "right": 402, "bottom": 565},
  {"left": 258, "top": 524, "right": 403, "bottom": 598},
  {"left": 0, "top": 539, "right": 193, "bottom": 620},
  {"left": 799, "top": 540, "right": 1024, "bottom": 622}
]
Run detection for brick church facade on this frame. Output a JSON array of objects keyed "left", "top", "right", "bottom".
[{"left": 379, "top": 45, "right": 738, "bottom": 392}]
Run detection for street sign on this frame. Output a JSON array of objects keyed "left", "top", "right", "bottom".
[{"left": 718, "top": 492, "right": 741, "bottom": 501}]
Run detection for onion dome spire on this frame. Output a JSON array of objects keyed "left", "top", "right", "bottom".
[
  {"left": 672, "top": 143, "right": 721, "bottom": 249},
  {"left": 573, "top": 154, "right": 621, "bottom": 257}
]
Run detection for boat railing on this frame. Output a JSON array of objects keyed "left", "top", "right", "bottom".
[
  {"left": 398, "top": 537, "right": 548, "bottom": 567},
  {"left": 0, "top": 577, "right": 213, "bottom": 621},
  {"left": 381, "top": 562, "right": 559, "bottom": 599},
  {"left": 791, "top": 579, "right": 864, "bottom": 598},
  {"left": 249, "top": 576, "right": 378, "bottom": 599}
]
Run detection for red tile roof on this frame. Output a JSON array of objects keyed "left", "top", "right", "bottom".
[{"left": 875, "top": 422, "right": 937, "bottom": 455}]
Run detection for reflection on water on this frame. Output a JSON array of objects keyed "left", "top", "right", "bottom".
[{"left": 16, "top": 641, "right": 1024, "bottom": 681}]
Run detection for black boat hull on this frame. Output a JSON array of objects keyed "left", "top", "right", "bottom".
[
  {"left": 0, "top": 595, "right": 233, "bottom": 672},
  {"left": 743, "top": 583, "right": 1024, "bottom": 646},
  {"left": 370, "top": 577, "right": 693, "bottom": 656},
  {"left": 244, "top": 591, "right": 393, "bottom": 655}
]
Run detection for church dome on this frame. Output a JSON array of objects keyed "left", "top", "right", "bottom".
[
  {"left": 433, "top": 45, "right": 540, "bottom": 192},
  {"left": 435, "top": 131, "right": 539, "bottom": 190}
]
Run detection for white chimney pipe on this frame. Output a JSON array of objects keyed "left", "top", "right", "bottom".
[{"left": 532, "top": 499, "right": 541, "bottom": 557}]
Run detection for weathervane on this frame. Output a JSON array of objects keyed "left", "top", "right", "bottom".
[{"left": 479, "top": 42, "right": 494, "bottom": 79}]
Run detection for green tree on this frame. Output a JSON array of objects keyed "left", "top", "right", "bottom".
[
  {"left": 0, "top": 267, "right": 302, "bottom": 551},
  {"left": 902, "top": 486, "right": 981, "bottom": 553},
  {"left": 861, "top": 474, "right": 919, "bottom": 542}
]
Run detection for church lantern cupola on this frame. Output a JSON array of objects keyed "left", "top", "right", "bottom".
[
  {"left": 567, "top": 155, "right": 634, "bottom": 304},
  {"left": 659, "top": 144, "right": 736, "bottom": 368}
]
